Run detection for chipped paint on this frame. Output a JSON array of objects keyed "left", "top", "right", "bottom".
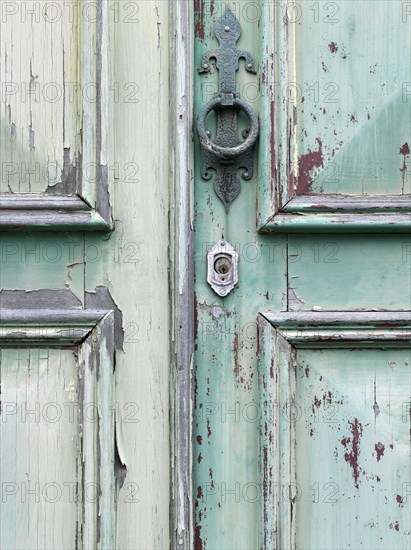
[
  {"left": 194, "top": 0, "right": 206, "bottom": 40},
  {"left": 342, "top": 419, "right": 363, "bottom": 488},
  {"left": 375, "top": 442, "right": 385, "bottom": 461},
  {"left": 296, "top": 138, "right": 323, "bottom": 195}
]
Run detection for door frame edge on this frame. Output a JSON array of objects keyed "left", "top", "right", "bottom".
[{"left": 169, "top": 1, "right": 195, "bottom": 548}]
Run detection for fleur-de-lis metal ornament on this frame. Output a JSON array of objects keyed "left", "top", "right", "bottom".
[{"left": 197, "top": 8, "right": 260, "bottom": 211}]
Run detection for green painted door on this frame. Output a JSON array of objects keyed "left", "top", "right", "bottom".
[
  {"left": 193, "top": 2, "right": 411, "bottom": 549},
  {"left": 0, "top": 2, "right": 172, "bottom": 548}
]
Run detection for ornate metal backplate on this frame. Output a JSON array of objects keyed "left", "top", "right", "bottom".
[{"left": 197, "top": 9, "right": 260, "bottom": 211}]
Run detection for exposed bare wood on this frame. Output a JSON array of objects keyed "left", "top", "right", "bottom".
[{"left": 169, "top": 1, "right": 195, "bottom": 548}]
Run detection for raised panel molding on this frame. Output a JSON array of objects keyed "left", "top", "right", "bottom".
[
  {"left": 0, "top": 1, "right": 113, "bottom": 230},
  {"left": 258, "top": 311, "right": 411, "bottom": 549},
  {"left": 0, "top": 302, "right": 118, "bottom": 549},
  {"left": 257, "top": 1, "right": 411, "bottom": 233}
]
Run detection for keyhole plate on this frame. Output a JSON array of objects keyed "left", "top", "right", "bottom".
[{"left": 207, "top": 240, "right": 238, "bottom": 297}]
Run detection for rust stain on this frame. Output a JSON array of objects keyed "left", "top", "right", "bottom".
[
  {"left": 196, "top": 435, "right": 203, "bottom": 445},
  {"left": 349, "top": 114, "right": 358, "bottom": 123},
  {"left": 233, "top": 333, "right": 239, "bottom": 377},
  {"left": 375, "top": 442, "right": 385, "bottom": 461},
  {"left": 297, "top": 138, "right": 323, "bottom": 195},
  {"left": 194, "top": 0, "right": 205, "bottom": 40},
  {"left": 263, "top": 446, "right": 271, "bottom": 548},
  {"left": 195, "top": 525, "right": 204, "bottom": 550},
  {"left": 270, "top": 99, "right": 277, "bottom": 199},
  {"left": 194, "top": 293, "right": 199, "bottom": 341},
  {"left": 313, "top": 396, "right": 321, "bottom": 409},
  {"left": 197, "top": 485, "right": 203, "bottom": 500},
  {"left": 389, "top": 521, "right": 399, "bottom": 532},
  {"left": 396, "top": 494, "right": 404, "bottom": 507},
  {"left": 210, "top": 0, "right": 215, "bottom": 16},
  {"left": 206, "top": 418, "right": 211, "bottom": 439},
  {"left": 341, "top": 418, "right": 363, "bottom": 488},
  {"left": 328, "top": 42, "right": 338, "bottom": 53},
  {"left": 399, "top": 144, "right": 410, "bottom": 192},
  {"left": 400, "top": 142, "right": 410, "bottom": 156},
  {"left": 197, "top": 453, "right": 203, "bottom": 464},
  {"left": 305, "top": 367, "right": 310, "bottom": 378}
]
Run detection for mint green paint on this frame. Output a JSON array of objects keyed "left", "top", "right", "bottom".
[
  {"left": 0, "top": 349, "right": 79, "bottom": 549},
  {"left": 258, "top": 315, "right": 411, "bottom": 550},
  {"left": 295, "top": 1, "right": 411, "bottom": 196},
  {"left": 295, "top": 348, "right": 410, "bottom": 550},
  {"left": 194, "top": 1, "right": 410, "bottom": 549},
  {"left": 194, "top": 3, "right": 287, "bottom": 548},
  {"left": 0, "top": 233, "right": 85, "bottom": 301},
  {"left": 287, "top": 234, "right": 411, "bottom": 310}
]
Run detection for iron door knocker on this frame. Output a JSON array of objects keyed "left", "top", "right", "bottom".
[{"left": 197, "top": 8, "right": 260, "bottom": 211}]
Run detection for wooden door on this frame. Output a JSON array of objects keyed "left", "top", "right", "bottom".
[
  {"left": 0, "top": 1, "right": 171, "bottom": 548},
  {"left": 193, "top": 1, "right": 411, "bottom": 549}
]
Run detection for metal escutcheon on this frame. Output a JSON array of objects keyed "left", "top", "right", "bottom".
[{"left": 207, "top": 240, "right": 238, "bottom": 297}]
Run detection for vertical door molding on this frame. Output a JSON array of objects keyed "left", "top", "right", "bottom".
[{"left": 169, "top": 1, "right": 195, "bottom": 548}]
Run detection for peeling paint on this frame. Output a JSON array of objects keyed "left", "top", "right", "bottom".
[
  {"left": 85, "top": 286, "right": 124, "bottom": 349},
  {"left": 288, "top": 288, "right": 305, "bottom": 311},
  {"left": 194, "top": 0, "right": 205, "bottom": 41},
  {"left": 396, "top": 494, "right": 404, "bottom": 507},
  {"left": 297, "top": 138, "right": 323, "bottom": 195},
  {"left": 375, "top": 442, "right": 385, "bottom": 461},
  {"left": 341, "top": 419, "right": 363, "bottom": 488}
]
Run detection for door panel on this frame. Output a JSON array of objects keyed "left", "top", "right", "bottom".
[
  {"left": 294, "top": 0, "right": 410, "bottom": 197},
  {"left": 295, "top": 348, "right": 410, "bottom": 550},
  {"left": 258, "top": 313, "right": 411, "bottom": 550},
  {"left": 1, "top": 349, "right": 79, "bottom": 550},
  {"left": 0, "top": 0, "right": 113, "bottom": 228},
  {"left": 255, "top": 0, "right": 411, "bottom": 231},
  {"left": 0, "top": 304, "right": 116, "bottom": 549}
]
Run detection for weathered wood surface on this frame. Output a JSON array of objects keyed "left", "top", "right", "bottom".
[
  {"left": 0, "top": 304, "right": 117, "bottom": 549},
  {"left": 256, "top": 0, "right": 411, "bottom": 231},
  {"left": 194, "top": 1, "right": 411, "bottom": 548},
  {"left": 0, "top": 0, "right": 113, "bottom": 228},
  {"left": 1, "top": 348, "right": 79, "bottom": 549},
  {"left": 84, "top": 1, "right": 172, "bottom": 548},
  {"left": 1, "top": 1, "right": 172, "bottom": 548},
  {"left": 259, "top": 314, "right": 411, "bottom": 549},
  {"left": 169, "top": 1, "right": 195, "bottom": 547}
]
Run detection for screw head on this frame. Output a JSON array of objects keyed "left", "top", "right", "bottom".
[
  {"left": 220, "top": 289, "right": 227, "bottom": 295},
  {"left": 205, "top": 129, "right": 211, "bottom": 137},
  {"left": 224, "top": 26, "right": 230, "bottom": 31},
  {"left": 203, "top": 63, "right": 208, "bottom": 69},
  {"left": 244, "top": 172, "right": 249, "bottom": 178},
  {"left": 221, "top": 240, "right": 226, "bottom": 246},
  {"left": 247, "top": 63, "right": 253, "bottom": 68}
]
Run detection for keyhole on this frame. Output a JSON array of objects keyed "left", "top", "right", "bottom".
[{"left": 214, "top": 257, "right": 232, "bottom": 276}]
